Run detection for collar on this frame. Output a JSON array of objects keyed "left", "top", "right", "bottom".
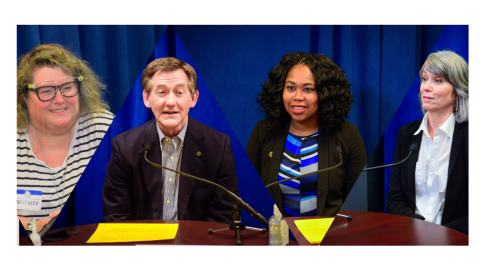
[
  {"left": 414, "top": 113, "right": 455, "bottom": 139},
  {"left": 156, "top": 118, "right": 188, "bottom": 146}
]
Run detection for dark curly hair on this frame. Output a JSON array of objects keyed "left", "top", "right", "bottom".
[{"left": 257, "top": 52, "right": 354, "bottom": 133}]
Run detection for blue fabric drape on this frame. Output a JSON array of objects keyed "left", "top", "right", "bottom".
[
  {"left": 18, "top": 25, "right": 453, "bottom": 237},
  {"left": 173, "top": 25, "right": 446, "bottom": 157}
]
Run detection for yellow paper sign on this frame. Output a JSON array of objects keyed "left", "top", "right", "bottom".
[
  {"left": 294, "top": 218, "right": 335, "bottom": 245},
  {"left": 86, "top": 223, "right": 179, "bottom": 243}
]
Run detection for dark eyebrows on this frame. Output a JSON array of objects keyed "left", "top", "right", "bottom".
[{"left": 285, "top": 80, "right": 315, "bottom": 87}]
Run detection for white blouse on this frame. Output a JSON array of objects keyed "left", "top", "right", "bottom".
[{"left": 413, "top": 113, "right": 455, "bottom": 225}]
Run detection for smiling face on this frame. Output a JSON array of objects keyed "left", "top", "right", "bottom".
[
  {"left": 143, "top": 69, "right": 199, "bottom": 137},
  {"left": 282, "top": 65, "right": 319, "bottom": 134},
  {"left": 420, "top": 69, "right": 456, "bottom": 116},
  {"left": 27, "top": 66, "right": 80, "bottom": 135}
]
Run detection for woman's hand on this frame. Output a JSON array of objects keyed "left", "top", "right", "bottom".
[
  {"left": 19, "top": 210, "right": 62, "bottom": 232},
  {"left": 35, "top": 210, "right": 61, "bottom": 232},
  {"left": 49, "top": 209, "right": 61, "bottom": 218}
]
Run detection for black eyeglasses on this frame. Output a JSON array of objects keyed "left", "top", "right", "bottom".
[{"left": 28, "top": 76, "right": 83, "bottom": 102}]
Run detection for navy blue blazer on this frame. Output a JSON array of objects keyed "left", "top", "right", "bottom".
[
  {"left": 102, "top": 116, "right": 239, "bottom": 224},
  {"left": 386, "top": 120, "right": 468, "bottom": 235}
]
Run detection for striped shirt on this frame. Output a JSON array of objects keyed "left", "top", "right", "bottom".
[
  {"left": 17, "top": 111, "right": 114, "bottom": 218},
  {"left": 156, "top": 119, "right": 188, "bottom": 220},
  {"left": 278, "top": 132, "right": 319, "bottom": 216}
]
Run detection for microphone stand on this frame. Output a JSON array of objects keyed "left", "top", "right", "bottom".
[
  {"left": 144, "top": 147, "right": 267, "bottom": 245},
  {"left": 264, "top": 146, "right": 351, "bottom": 219},
  {"left": 265, "top": 147, "right": 343, "bottom": 188},
  {"left": 362, "top": 143, "right": 418, "bottom": 171},
  {"left": 208, "top": 204, "right": 267, "bottom": 245}
]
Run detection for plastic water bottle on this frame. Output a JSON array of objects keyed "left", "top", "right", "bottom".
[{"left": 269, "top": 204, "right": 288, "bottom": 245}]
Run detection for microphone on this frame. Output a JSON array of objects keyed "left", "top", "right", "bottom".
[
  {"left": 265, "top": 145, "right": 343, "bottom": 188},
  {"left": 264, "top": 146, "right": 349, "bottom": 219},
  {"left": 362, "top": 143, "right": 419, "bottom": 171},
  {"left": 39, "top": 216, "right": 58, "bottom": 238},
  {"left": 336, "top": 213, "right": 352, "bottom": 220},
  {"left": 143, "top": 144, "right": 269, "bottom": 225}
]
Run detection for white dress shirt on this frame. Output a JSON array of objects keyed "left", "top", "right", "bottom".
[{"left": 414, "top": 113, "right": 455, "bottom": 225}]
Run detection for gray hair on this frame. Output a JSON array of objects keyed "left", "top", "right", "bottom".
[{"left": 419, "top": 50, "right": 469, "bottom": 123}]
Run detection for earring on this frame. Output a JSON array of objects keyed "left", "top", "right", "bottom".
[{"left": 454, "top": 100, "right": 459, "bottom": 112}]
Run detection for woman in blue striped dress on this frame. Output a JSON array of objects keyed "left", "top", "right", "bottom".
[{"left": 247, "top": 52, "right": 367, "bottom": 217}]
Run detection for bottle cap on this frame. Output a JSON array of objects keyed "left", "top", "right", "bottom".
[{"left": 273, "top": 204, "right": 282, "bottom": 218}]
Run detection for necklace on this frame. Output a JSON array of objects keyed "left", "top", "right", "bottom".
[{"left": 33, "top": 125, "right": 73, "bottom": 208}]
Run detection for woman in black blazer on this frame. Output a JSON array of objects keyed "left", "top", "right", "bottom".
[
  {"left": 386, "top": 50, "right": 469, "bottom": 235},
  {"left": 247, "top": 52, "right": 367, "bottom": 217}
]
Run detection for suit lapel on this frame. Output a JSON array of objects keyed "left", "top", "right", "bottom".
[
  {"left": 267, "top": 124, "right": 289, "bottom": 214},
  {"left": 177, "top": 117, "right": 206, "bottom": 220},
  {"left": 407, "top": 129, "right": 423, "bottom": 209},
  {"left": 140, "top": 119, "right": 164, "bottom": 220},
  {"left": 447, "top": 122, "right": 463, "bottom": 181},
  {"left": 316, "top": 125, "right": 329, "bottom": 215}
]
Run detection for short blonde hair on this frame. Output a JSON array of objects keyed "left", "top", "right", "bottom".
[
  {"left": 141, "top": 57, "right": 197, "bottom": 95},
  {"left": 17, "top": 44, "right": 110, "bottom": 131}
]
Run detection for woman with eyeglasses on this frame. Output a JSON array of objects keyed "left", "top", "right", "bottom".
[{"left": 17, "top": 44, "right": 114, "bottom": 232}]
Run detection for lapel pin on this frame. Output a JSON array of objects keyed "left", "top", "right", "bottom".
[
  {"left": 269, "top": 151, "right": 273, "bottom": 157},
  {"left": 197, "top": 151, "right": 201, "bottom": 156}
]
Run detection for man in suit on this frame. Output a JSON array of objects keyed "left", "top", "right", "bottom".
[{"left": 102, "top": 57, "right": 238, "bottom": 223}]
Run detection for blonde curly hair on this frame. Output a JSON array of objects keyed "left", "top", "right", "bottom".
[{"left": 17, "top": 44, "right": 109, "bottom": 131}]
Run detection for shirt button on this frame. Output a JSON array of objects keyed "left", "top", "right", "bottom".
[
  {"left": 169, "top": 178, "right": 172, "bottom": 182},
  {"left": 165, "top": 138, "right": 169, "bottom": 141},
  {"left": 429, "top": 173, "right": 433, "bottom": 176},
  {"left": 167, "top": 200, "right": 171, "bottom": 204},
  {"left": 171, "top": 156, "right": 174, "bottom": 160}
]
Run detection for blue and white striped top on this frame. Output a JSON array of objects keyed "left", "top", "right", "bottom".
[
  {"left": 17, "top": 111, "right": 113, "bottom": 218},
  {"left": 278, "top": 132, "right": 318, "bottom": 216}
]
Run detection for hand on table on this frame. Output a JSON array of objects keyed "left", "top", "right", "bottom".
[
  {"left": 35, "top": 210, "right": 62, "bottom": 232},
  {"left": 411, "top": 213, "right": 425, "bottom": 220}
]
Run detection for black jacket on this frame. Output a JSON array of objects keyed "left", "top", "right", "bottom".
[
  {"left": 386, "top": 120, "right": 468, "bottom": 235},
  {"left": 102, "top": 116, "right": 239, "bottom": 223},
  {"left": 246, "top": 119, "right": 367, "bottom": 217}
]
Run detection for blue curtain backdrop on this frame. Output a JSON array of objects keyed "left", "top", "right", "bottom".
[
  {"left": 17, "top": 25, "right": 451, "bottom": 236},
  {"left": 173, "top": 25, "right": 446, "bottom": 156},
  {"left": 383, "top": 25, "right": 468, "bottom": 208}
]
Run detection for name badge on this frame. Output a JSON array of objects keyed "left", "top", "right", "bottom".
[{"left": 17, "top": 190, "right": 42, "bottom": 211}]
